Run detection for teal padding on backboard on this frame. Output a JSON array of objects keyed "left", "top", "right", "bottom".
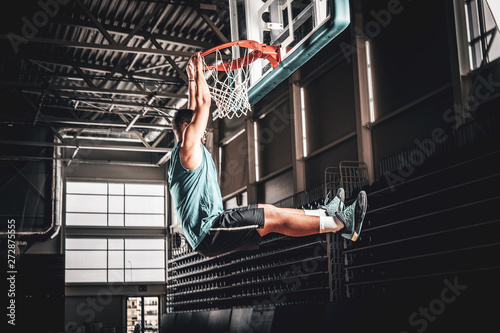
[{"left": 248, "top": 0, "right": 350, "bottom": 106}]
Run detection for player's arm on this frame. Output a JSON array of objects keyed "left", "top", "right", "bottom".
[
  {"left": 180, "top": 52, "right": 211, "bottom": 170},
  {"left": 187, "top": 65, "right": 197, "bottom": 110}
]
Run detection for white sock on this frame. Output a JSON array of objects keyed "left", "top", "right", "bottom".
[
  {"left": 304, "top": 209, "right": 327, "bottom": 217},
  {"left": 319, "top": 216, "right": 338, "bottom": 233}
]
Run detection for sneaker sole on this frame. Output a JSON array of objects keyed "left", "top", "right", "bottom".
[
  {"left": 340, "top": 190, "right": 367, "bottom": 242},
  {"left": 337, "top": 188, "right": 345, "bottom": 206},
  {"left": 352, "top": 191, "right": 367, "bottom": 241},
  {"left": 322, "top": 188, "right": 345, "bottom": 216}
]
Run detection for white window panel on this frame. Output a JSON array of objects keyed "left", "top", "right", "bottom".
[
  {"left": 463, "top": 0, "right": 500, "bottom": 71},
  {"left": 67, "top": 182, "right": 107, "bottom": 194},
  {"left": 109, "top": 214, "right": 124, "bottom": 226},
  {"left": 108, "top": 270, "right": 124, "bottom": 282},
  {"left": 109, "top": 196, "right": 124, "bottom": 213},
  {"left": 125, "top": 184, "right": 164, "bottom": 196},
  {"left": 66, "top": 195, "right": 107, "bottom": 213},
  {"left": 488, "top": 34, "right": 500, "bottom": 60},
  {"left": 66, "top": 250, "right": 107, "bottom": 269},
  {"left": 66, "top": 213, "right": 107, "bottom": 226},
  {"left": 125, "top": 269, "right": 164, "bottom": 282},
  {"left": 125, "top": 196, "right": 164, "bottom": 214},
  {"left": 66, "top": 270, "right": 107, "bottom": 283},
  {"left": 65, "top": 182, "right": 165, "bottom": 227},
  {"left": 468, "top": 0, "right": 481, "bottom": 39},
  {"left": 66, "top": 238, "right": 107, "bottom": 250},
  {"left": 64, "top": 229, "right": 167, "bottom": 283},
  {"left": 125, "top": 251, "right": 165, "bottom": 269},
  {"left": 486, "top": 0, "right": 500, "bottom": 23},
  {"left": 108, "top": 183, "right": 124, "bottom": 195},
  {"left": 484, "top": 3, "right": 496, "bottom": 31},
  {"left": 125, "top": 214, "right": 164, "bottom": 227},
  {"left": 108, "top": 251, "right": 124, "bottom": 269},
  {"left": 125, "top": 239, "right": 165, "bottom": 250},
  {"left": 108, "top": 239, "right": 124, "bottom": 250}
]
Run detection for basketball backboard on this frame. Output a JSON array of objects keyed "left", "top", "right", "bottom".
[{"left": 228, "top": 0, "right": 350, "bottom": 106}]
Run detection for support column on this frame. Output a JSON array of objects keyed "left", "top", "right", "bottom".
[
  {"left": 352, "top": 2, "right": 374, "bottom": 183},
  {"left": 246, "top": 118, "right": 258, "bottom": 204},
  {"left": 290, "top": 71, "right": 307, "bottom": 193},
  {"left": 451, "top": 0, "right": 472, "bottom": 122}
]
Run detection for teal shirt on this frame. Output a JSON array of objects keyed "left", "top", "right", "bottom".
[{"left": 168, "top": 142, "right": 224, "bottom": 249}]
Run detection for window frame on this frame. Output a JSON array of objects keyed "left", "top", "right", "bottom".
[
  {"left": 63, "top": 180, "right": 168, "bottom": 284},
  {"left": 462, "top": 0, "right": 500, "bottom": 72},
  {"left": 65, "top": 237, "right": 166, "bottom": 284},
  {"left": 64, "top": 180, "right": 167, "bottom": 228}
]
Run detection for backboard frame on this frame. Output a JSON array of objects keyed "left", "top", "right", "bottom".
[{"left": 230, "top": 0, "right": 351, "bottom": 107}]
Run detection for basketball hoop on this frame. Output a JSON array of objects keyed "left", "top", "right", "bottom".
[{"left": 200, "top": 40, "right": 281, "bottom": 119}]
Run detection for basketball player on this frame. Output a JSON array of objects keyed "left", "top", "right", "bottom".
[{"left": 168, "top": 52, "right": 367, "bottom": 257}]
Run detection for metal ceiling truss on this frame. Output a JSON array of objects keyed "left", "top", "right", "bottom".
[
  {"left": 37, "top": 105, "right": 175, "bottom": 118},
  {"left": 0, "top": 35, "right": 195, "bottom": 57},
  {"left": 0, "top": 0, "right": 231, "bottom": 166},
  {"left": 1, "top": 81, "right": 187, "bottom": 99},
  {"left": 56, "top": 17, "right": 214, "bottom": 49},
  {"left": 0, "top": 140, "right": 172, "bottom": 153},
  {"left": 27, "top": 57, "right": 185, "bottom": 84},
  {"left": 1, "top": 117, "right": 172, "bottom": 131}
]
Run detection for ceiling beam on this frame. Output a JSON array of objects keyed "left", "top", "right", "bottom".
[
  {"left": 74, "top": 0, "right": 118, "bottom": 46},
  {"left": 0, "top": 156, "right": 162, "bottom": 168},
  {"left": 28, "top": 58, "right": 185, "bottom": 84},
  {"left": 60, "top": 52, "right": 99, "bottom": 90},
  {"left": 128, "top": 0, "right": 227, "bottom": 7},
  {"left": 0, "top": 35, "right": 195, "bottom": 58},
  {"left": 0, "top": 140, "right": 172, "bottom": 153},
  {"left": 0, "top": 81, "right": 187, "bottom": 99},
  {"left": 59, "top": 97, "right": 177, "bottom": 110},
  {"left": 150, "top": 38, "right": 189, "bottom": 83},
  {"left": 41, "top": 105, "right": 172, "bottom": 117},
  {"left": 196, "top": 10, "right": 229, "bottom": 43},
  {"left": 0, "top": 117, "right": 172, "bottom": 131},
  {"left": 1, "top": 69, "right": 178, "bottom": 85},
  {"left": 67, "top": 112, "right": 101, "bottom": 144},
  {"left": 21, "top": 57, "right": 70, "bottom": 110},
  {"left": 95, "top": 3, "right": 169, "bottom": 90},
  {"left": 57, "top": 17, "right": 214, "bottom": 49},
  {"left": 121, "top": 2, "right": 165, "bottom": 47}
]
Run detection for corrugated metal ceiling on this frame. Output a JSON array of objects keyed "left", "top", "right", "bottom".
[{"left": 0, "top": 0, "right": 231, "bottom": 162}]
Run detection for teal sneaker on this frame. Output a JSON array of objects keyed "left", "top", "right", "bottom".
[
  {"left": 335, "top": 190, "right": 367, "bottom": 241},
  {"left": 322, "top": 188, "right": 345, "bottom": 217}
]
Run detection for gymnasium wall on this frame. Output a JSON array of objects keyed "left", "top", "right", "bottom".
[
  {"left": 216, "top": 0, "right": 478, "bottom": 205},
  {"left": 64, "top": 151, "right": 167, "bottom": 181},
  {"left": 217, "top": 29, "right": 360, "bottom": 205},
  {"left": 365, "top": 0, "right": 457, "bottom": 178}
]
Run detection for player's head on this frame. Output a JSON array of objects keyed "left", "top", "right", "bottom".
[{"left": 172, "top": 108, "right": 194, "bottom": 140}]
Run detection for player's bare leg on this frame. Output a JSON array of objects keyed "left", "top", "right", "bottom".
[
  {"left": 256, "top": 189, "right": 368, "bottom": 242},
  {"left": 256, "top": 189, "right": 347, "bottom": 237},
  {"left": 257, "top": 204, "right": 345, "bottom": 237}
]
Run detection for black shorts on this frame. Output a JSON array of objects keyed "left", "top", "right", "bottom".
[{"left": 195, "top": 204, "right": 265, "bottom": 257}]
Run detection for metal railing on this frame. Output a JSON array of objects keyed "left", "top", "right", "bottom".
[
  {"left": 272, "top": 183, "right": 325, "bottom": 209},
  {"left": 379, "top": 111, "right": 500, "bottom": 176},
  {"left": 169, "top": 232, "right": 192, "bottom": 259},
  {"left": 323, "top": 161, "right": 370, "bottom": 301},
  {"left": 325, "top": 161, "right": 370, "bottom": 199}
]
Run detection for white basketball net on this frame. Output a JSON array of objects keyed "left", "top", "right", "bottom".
[{"left": 202, "top": 47, "right": 253, "bottom": 120}]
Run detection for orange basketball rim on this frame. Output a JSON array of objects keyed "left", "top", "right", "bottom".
[{"left": 200, "top": 40, "right": 281, "bottom": 71}]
